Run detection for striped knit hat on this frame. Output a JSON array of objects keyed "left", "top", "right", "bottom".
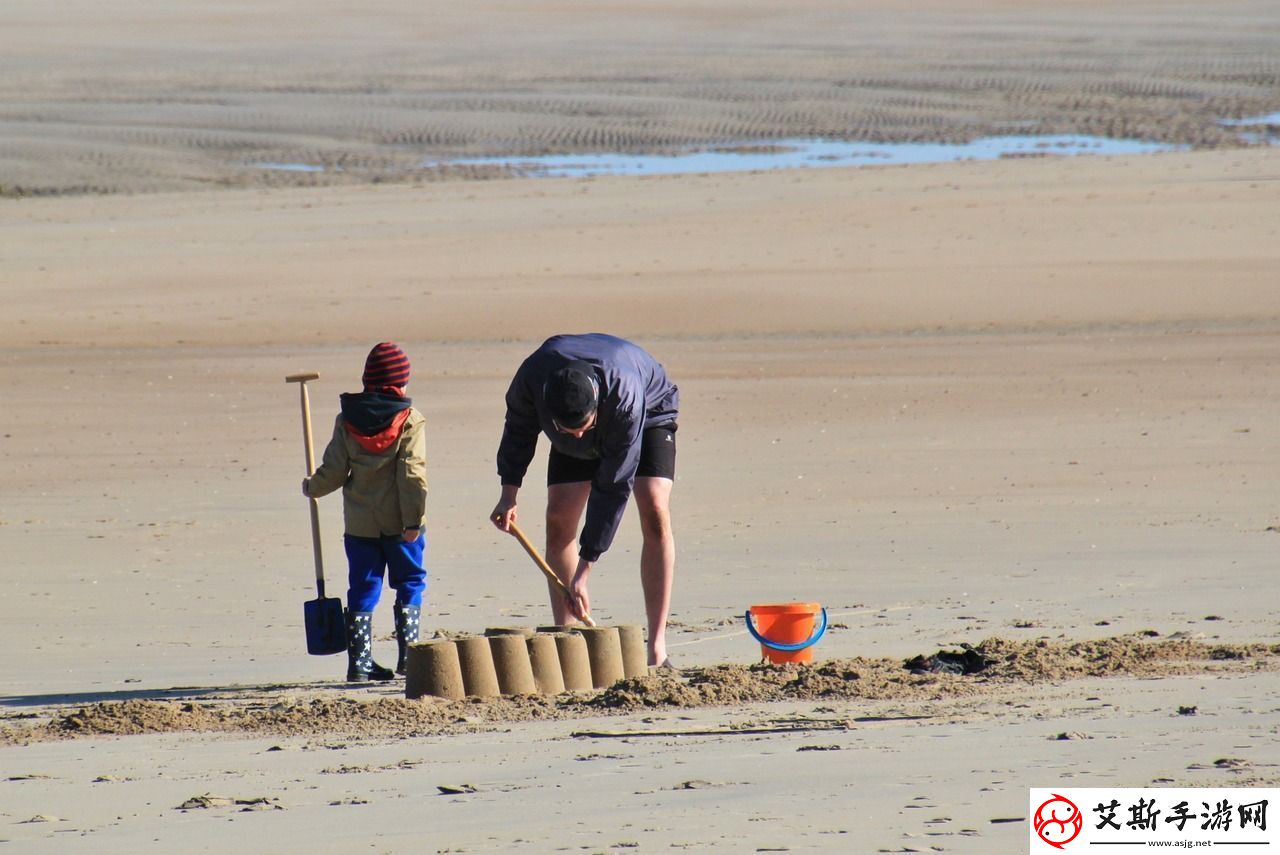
[{"left": 362, "top": 342, "right": 411, "bottom": 390}]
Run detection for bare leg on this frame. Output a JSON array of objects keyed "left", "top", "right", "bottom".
[
  {"left": 634, "top": 476, "right": 675, "bottom": 666},
  {"left": 545, "top": 481, "right": 590, "bottom": 625}
]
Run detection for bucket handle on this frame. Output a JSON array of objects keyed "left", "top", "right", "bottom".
[{"left": 744, "top": 607, "right": 828, "bottom": 652}]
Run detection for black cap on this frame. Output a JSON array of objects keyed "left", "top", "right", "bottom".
[{"left": 543, "top": 361, "right": 599, "bottom": 428}]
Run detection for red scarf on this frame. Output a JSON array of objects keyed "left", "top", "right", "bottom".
[{"left": 345, "top": 408, "right": 411, "bottom": 453}]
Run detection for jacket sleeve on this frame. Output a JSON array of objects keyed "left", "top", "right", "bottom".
[
  {"left": 397, "top": 413, "right": 428, "bottom": 529},
  {"left": 578, "top": 403, "right": 644, "bottom": 562},
  {"left": 305, "top": 416, "right": 350, "bottom": 498},
  {"left": 496, "top": 370, "right": 540, "bottom": 487}
]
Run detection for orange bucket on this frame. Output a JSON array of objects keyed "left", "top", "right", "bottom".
[{"left": 745, "top": 602, "right": 827, "bottom": 664}]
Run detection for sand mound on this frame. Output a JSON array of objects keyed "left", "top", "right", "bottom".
[
  {"left": 33, "top": 695, "right": 567, "bottom": 741},
  {"left": 52, "top": 700, "right": 233, "bottom": 737},
  {"left": 4, "top": 635, "right": 1275, "bottom": 745},
  {"left": 969, "top": 636, "right": 1277, "bottom": 680}
]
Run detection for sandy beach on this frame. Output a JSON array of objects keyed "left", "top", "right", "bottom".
[{"left": 3, "top": 1, "right": 1280, "bottom": 852}]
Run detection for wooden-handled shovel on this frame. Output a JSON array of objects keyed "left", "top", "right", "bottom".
[
  {"left": 287, "top": 371, "right": 347, "bottom": 655},
  {"left": 504, "top": 520, "right": 596, "bottom": 627}
]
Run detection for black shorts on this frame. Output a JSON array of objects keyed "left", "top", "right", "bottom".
[{"left": 547, "top": 423, "right": 677, "bottom": 485}]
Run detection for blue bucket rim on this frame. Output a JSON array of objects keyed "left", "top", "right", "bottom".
[{"left": 744, "top": 606, "right": 828, "bottom": 652}]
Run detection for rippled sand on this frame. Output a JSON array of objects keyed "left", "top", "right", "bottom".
[{"left": 2, "top": 0, "right": 1278, "bottom": 194}]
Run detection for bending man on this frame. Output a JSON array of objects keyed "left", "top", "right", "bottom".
[{"left": 491, "top": 333, "right": 679, "bottom": 667}]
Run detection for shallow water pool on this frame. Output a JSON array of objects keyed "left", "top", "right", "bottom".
[
  {"left": 1218, "top": 113, "right": 1280, "bottom": 145},
  {"left": 430, "top": 134, "right": 1188, "bottom": 178}
]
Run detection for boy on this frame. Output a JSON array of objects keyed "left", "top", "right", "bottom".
[{"left": 303, "top": 342, "right": 428, "bottom": 681}]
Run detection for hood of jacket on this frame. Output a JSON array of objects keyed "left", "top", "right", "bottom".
[{"left": 340, "top": 391, "right": 413, "bottom": 453}]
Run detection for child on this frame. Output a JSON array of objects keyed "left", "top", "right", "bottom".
[{"left": 303, "top": 342, "right": 428, "bottom": 682}]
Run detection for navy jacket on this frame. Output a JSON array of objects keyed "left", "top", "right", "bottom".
[{"left": 497, "top": 334, "right": 679, "bottom": 561}]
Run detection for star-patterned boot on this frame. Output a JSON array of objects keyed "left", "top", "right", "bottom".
[
  {"left": 345, "top": 610, "right": 395, "bottom": 682},
  {"left": 394, "top": 603, "right": 421, "bottom": 675}
]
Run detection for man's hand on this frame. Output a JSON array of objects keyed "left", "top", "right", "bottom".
[
  {"left": 569, "top": 559, "right": 593, "bottom": 621},
  {"left": 402, "top": 527, "right": 420, "bottom": 543},
  {"left": 490, "top": 486, "right": 519, "bottom": 532},
  {"left": 301, "top": 477, "right": 311, "bottom": 497}
]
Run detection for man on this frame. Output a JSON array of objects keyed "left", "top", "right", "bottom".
[{"left": 491, "top": 333, "right": 679, "bottom": 667}]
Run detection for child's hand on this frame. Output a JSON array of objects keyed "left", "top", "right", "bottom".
[{"left": 301, "top": 478, "right": 310, "bottom": 497}]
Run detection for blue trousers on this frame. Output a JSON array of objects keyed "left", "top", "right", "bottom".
[{"left": 344, "top": 532, "right": 426, "bottom": 612}]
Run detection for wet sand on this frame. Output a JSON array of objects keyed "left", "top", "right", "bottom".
[{"left": 3, "top": 0, "right": 1280, "bottom": 851}]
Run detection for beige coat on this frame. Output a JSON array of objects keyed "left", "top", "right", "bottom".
[{"left": 305, "top": 409, "right": 428, "bottom": 538}]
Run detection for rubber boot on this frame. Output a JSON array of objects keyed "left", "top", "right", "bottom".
[
  {"left": 394, "top": 603, "right": 421, "bottom": 675},
  {"left": 345, "top": 610, "right": 395, "bottom": 682}
]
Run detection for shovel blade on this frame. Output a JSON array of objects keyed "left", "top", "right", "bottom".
[{"left": 304, "top": 596, "right": 347, "bottom": 655}]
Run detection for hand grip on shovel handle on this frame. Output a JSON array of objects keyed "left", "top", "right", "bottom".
[{"left": 505, "top": 520, "right": 596, "bottom": 627}]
